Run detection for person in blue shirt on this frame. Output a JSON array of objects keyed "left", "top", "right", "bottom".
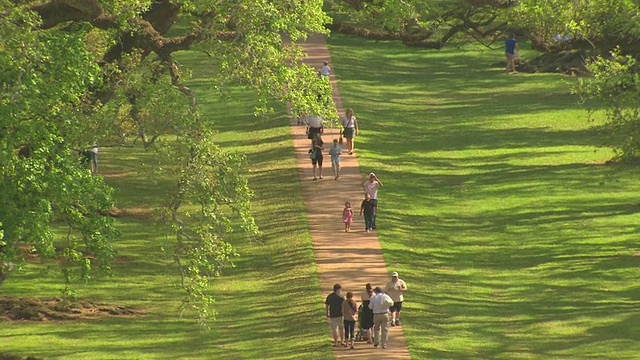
[
  {"left": 328, "top": 138, "right": 342, "bottom": 179},
  {"left": 505, "top": 34, "right": 520, "bottom": 73}
]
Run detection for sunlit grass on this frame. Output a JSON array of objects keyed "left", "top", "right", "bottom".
[
  {"left": 0, "top": 50, "right": 329, "bottom": 359},
  {"left": 328, "top": 33, "right": 640, "bottom": 359}
]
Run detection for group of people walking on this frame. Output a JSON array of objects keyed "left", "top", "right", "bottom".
[
  {"left": 325, "top": 272, "right": 408, "bottom": 350},
  {"left": 306, "top": 108, "right": 358, "bottom": 180},
  {"left": 311, "top": 60, "right": 406, "bottom": 351}
]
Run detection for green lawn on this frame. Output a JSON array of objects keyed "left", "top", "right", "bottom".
[
  {"left": 327, "top": 34, "right": 640, "bottom": 358},
  {"left": 0, "top": 51, "right": 330, "bottom": 359},
  {"left": 3, "top": 33, "right": 640, "bottom": 360}
]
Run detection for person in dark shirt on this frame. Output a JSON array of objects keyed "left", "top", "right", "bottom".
[
  {"left": 360, "top": 193, "right": 376, "bottom": 232},
  {"left": 325, "top": 283, "right": 345, "bottom": 346},
  {"left": 505, "top": 34, "right": 520, "bottom": 73}
]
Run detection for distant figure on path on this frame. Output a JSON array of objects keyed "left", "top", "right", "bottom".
[
  {"left": 360, "top": 283, "right": 375, "bottom": 343},
  {"left": 325, "top": 284, "right": 345, "bottom": 347},
  {"left": 341, "top": 291, "right": 358, "bottom": 349},
  {"left": 385, "top": 271, "right": 408, "bottom": 326},
  {"left": 362, "top": 172, "right": 383, "bottom": 229},
  {"left": 310, "top": 133, "right": 325, "bottom": 180},
  {"left": 368, "top": 286, "right": 394, "bottom": 349},
  {"left": 328, "top": 138, "right": 342, "bottom": 180},
  {"left": 321, "top": 61, "right": 331, "bottom": 77},
  {"left": 340, "top": 108, "right": 359, "bottom": 155},
  {"left": 359, "top": 193, "right": 375, "bottom": 232},
  {"left": 342, "top": 201, "right": 353, "bottom": 232},
  {"left": 505, "top": 33, "right": 520, "bottom": 73}
]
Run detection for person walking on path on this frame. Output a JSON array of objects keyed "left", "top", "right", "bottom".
[
  {"left": 325, "top": 284, "right": 345, "bottom": 347},
  {"left": 360, "top": 192, "right": 376, "bottom": 232},
  {"left": 385, "top": 271, "right": 408, "bottom": 326},
  {"left": 304, "top": 114, "right": 324, "bottom": 142},
  {"left": 360, "top": 283, "right": 375, "bottom": 343},
  {"left": 341, "top": 291, "right": 358, "bottom": 349},
  {"left": 342, "top": 202, "right": 354, "bottom": 232},
  {"left": 328, "top": 138, "right": 342, "bottom": 180},
  {"left": 340, "top": 108, "right": 359, "bottom": 155},
  {"left": 369, "top": 286, "right": 394, "bottom": 349},
  {"left": 321, "top": 61, "right": 331, "bottom": 77},
  {"left": 362, "top": 172, "right": 383, "bottom": 229},
  {"left": 310, "top": 133, "right": 325, "bottom": 180},
  {"left": 505, "top": 33, "right": 520, "bottom": 73}
]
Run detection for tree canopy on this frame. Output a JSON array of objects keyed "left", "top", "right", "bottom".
[
  {"left": 1, "top": 0, "right": 332, "bottom": 325},
  {"left": 327, "top": 0, "right": 640, "bottom": 57}
]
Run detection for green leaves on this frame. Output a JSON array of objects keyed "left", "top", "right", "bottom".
[
  {"left": 2, "top": 0, "right": 331, "bottom": 325},
  {"left": 574, "top": 50, "right": 640, "bottom": 161}
]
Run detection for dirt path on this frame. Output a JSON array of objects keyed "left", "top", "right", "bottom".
[{"left": 290, "top": 35, "right": 411, "bottom": 359}]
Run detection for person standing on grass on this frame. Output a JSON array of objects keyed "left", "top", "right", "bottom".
[
  {"left": 359, "top": 192, "right": 375, "bottom": 232},
  {"left": 362, "top": 172, "right": 383, "bottom": 229},
  {"left": 325, "top": 284, "right": 345, "bottom": 347},
  {"left": 310, "top": 133, "right": 325, "bottom": 180},
  {"left": 341, "top": 291, "right": 358, "bottom": 349},
  {"left": 340, "top": 108, "right": 359, "bottom": 155},
  {"left": 385, "top": 271, "right": 407, "bottom": 326},
  {"left": 368, "top": 286, "right": 394, "bottom": 349},
  {"left": 505, "top": 33, "right": 520, "bottom": 73},
  {"left": 328, "top": 138, "right": 342, "bottom": 180},
  {"left": 342, "top": 201, "right": 353, "bottom": 232}
]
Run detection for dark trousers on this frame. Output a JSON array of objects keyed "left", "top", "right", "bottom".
[
  {"left": 364, "top": 213, "right": 374, "bottom": 230},
  {"left": 344, "top": 320, "right": 355, "bottom": 341},
  {"left": 371, "top": 199, "right": 378, "bottom": 229}
]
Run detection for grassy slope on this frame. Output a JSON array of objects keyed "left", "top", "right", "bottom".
[
  {"left": 0, "top": 50, "right": 331, "bottom": 359},
  {"left": 327, "top": 34, "right": 640, "bottom": 359}
]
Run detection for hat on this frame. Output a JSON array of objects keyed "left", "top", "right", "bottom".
[
  {"left": 374, "top": 286, "right": 383, "bottom": 294},
  {"left": 391, "top": 271, "right": 399, "bottom": 277},
  {"left": 369, "top": 172, "right": 375, "bottom": 177}
]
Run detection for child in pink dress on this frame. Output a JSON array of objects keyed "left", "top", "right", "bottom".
[{"left": 343, "top": 202, "right": 353, "bottom": 232}]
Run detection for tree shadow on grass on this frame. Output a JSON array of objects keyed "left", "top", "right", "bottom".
[{"left": 369, "top": 126, "right": 597, "bottom": 157}]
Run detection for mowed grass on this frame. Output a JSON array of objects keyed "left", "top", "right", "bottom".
[
  {"left": 327, "top": 34, "right": 640, "bottom": 358},
  {"left": 0, "top": 50, "right": 330, "bottom": 359}
]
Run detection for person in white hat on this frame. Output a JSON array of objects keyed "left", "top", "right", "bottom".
[
  {"left": 362, "top": 172, "right": 383, "bottom": 229},
  {"left": 385, "top": 271, "right": 407, "bottom": 326}
]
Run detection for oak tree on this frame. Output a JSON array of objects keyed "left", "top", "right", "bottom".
[{"left": 1, "top": 0, "right": 331, "bottom": 325}]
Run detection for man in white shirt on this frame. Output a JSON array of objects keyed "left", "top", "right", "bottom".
[
  {"left": 385, "top": 271, "right": 407, "bottom": 326},
  {"left": 368, "top": 286, "right": 394, "bottom": 349},
  {"left": 362, "top": 172, "right": 383, "bottom": 229}
]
